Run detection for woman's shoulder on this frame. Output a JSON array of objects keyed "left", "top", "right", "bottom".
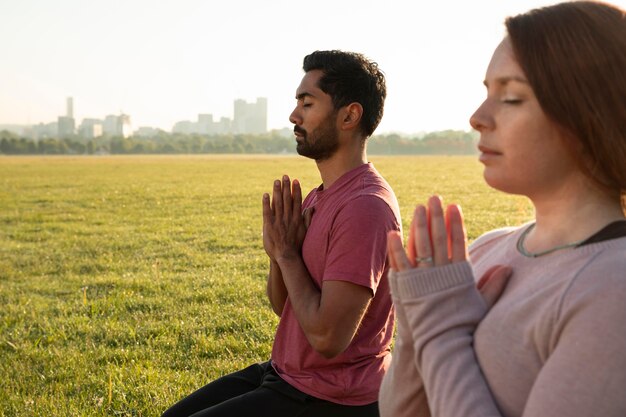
[
  {"left": 574, "top": 237, "right": 626, "bottom": 281},
  {"left": 558, "top": 237, "right": 626, "bottom": 315}
]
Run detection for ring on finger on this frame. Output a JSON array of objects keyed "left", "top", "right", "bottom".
[{"left": 416, "top": 256, "right": 433, "bottom": 265}]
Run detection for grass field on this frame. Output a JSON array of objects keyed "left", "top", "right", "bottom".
[{"left": 0, "top": 155, "right": 533, "bottom": 416}]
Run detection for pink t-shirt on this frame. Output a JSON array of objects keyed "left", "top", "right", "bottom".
[{"left": 271, "top": 163, "right": 401, "bottom": 405}]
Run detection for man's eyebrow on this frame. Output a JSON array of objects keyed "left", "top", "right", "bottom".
[
  {"left": 296, "top": 92, "right": 315, "bottom": 100},
  {"left": 483, "top": 76, "right": 529, "bottom": 87}
]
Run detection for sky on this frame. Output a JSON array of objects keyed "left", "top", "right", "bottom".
[{"left": 2, "top": 0, "right": 625, "bottom": 135}]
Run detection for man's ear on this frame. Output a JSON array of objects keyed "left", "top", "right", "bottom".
[{"left": 339, "top": 103, "right": 363, "bottom": 131}]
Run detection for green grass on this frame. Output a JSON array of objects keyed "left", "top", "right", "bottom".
[{"left": 0, "top": 155, "right": 533, "bottom": 416}]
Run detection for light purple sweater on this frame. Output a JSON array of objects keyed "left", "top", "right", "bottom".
[{"left": 379, "top": 226, "right": 626, "bottom": 417}]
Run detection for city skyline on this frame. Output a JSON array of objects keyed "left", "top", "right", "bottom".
[
  {"left": 0, "top": 95, "right": 271, "bottom": 140},
  {"left": 2, "top": 0, "right": 626, "bottom": 135}
]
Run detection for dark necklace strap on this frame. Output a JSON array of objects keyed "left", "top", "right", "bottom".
[
  {"left": 517, "top": 220, "right": 626, "bottom": 258},
  {"left": 516, "top": 223, "right": 584, "bottom": 258}
]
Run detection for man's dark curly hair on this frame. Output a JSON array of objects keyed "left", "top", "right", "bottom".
[{"left": 303, "top": 50, "right": 386, "bottom": 138}]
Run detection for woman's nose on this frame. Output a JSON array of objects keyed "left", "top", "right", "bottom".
[{"left": 469, "top": 100, "right": 492, "bottom": 132}]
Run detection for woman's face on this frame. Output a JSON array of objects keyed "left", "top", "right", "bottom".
[{"left": 470, "top": 38, "right": 579, "bottom": 199}]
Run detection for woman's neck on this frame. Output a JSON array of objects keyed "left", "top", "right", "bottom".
[{"left": 525, "top": 180, "right": 624, "bottom": 253}]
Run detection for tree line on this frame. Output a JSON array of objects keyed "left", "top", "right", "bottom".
[{"left": 0, "top": 130, "right": 478, "bottom": 155}]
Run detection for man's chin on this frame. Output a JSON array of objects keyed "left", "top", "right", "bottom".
[
  {"left": 297, "top": 147, "right": 334, "bottom": 162},
  {"left": 297, "top": 148, "right": 318, "bottom": 161}
]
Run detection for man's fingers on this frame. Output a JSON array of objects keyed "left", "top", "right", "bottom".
[
  {"left": 292, "top": 179, "right": 302, "bottom": 217},
  {"left": 262, "top": 193, "right": 272, "bottom": 223},
  {"left": 282, "top": 175, "right": 292, "bottom": 220},
  {"left": 272, "top": 179, "right": 282, "bottom": 215},
  {"left": 477, "top": 265, "right": 512, "bottom": 310},
  {"left": 446, "top": 204, "right": 468, "bottom": 262},
  {"left": 387, "top": 231, "right": 412, "bottom": 272}
]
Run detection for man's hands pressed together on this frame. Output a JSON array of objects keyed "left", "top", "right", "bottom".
[
  {"left": 262, "top": 175, "right": 307, "bottom": 262},
  {"left": 263, "top": 175, "right": 314, "bottom": 318}
]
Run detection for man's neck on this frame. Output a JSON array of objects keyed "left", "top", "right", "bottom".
[{"left": 316, "top": 142, "right": 367, "bottom": 190}]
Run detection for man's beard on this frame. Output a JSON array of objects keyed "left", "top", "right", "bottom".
[{"left": 295, "top": 111, "right": 339, "bottom": 161}]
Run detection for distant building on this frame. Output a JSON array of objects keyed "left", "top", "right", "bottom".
[
  {"left": 11, "top": 95, "right": 272, "bottom": 140},
  {"left": 57, "top": 97, "right": 76, "bottom": 138},
  {"left": 30, "top": 122, "right": 58, "bottom": 140},
  {"left": 172, "top": 120, "right": 195, "bottom": 135},
  {"left": 197, "top": 114, "right": 214, "bottom": 134},
  {"left": 214, "top": 117, "right": 232, "bottom": 134},
  {"left": 103, "top": 115, "right": 117, "bottom": 135},
  {"left": 0, "top": 124, "right": 29, "bottom": 137},
  {"left": 233, "top": 97, "right": 267, "bottom": 134},
  {"left": 119, "top": 114, "right": 132, "bottom": 138},
  {"left": 78, "top": 118, "right": 103, "bottom": 139},
  {"left": 172, "top": 114, "right": 233, "bottom": 135},
  {"left": 103, "top": 114, "right": 132, "bottom": 138},
  {"left": 66, "top": 97, "right": 74, "bottom": 118},
  {"left": 57, "top": 116, "right": 75, "bottom": 138},
  {"left": 134, "top": 127, "right": 160, "bottom": 138},
  {"left": 169, "top": 97, "right": 267, "bottom": 136}
]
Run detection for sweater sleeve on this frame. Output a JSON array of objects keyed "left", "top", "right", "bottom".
[
  {"left": 379, "top": 275, "right": 431, "bottom": 417},
  {"left": 392, "top": 261, "right": 502, "bottom": 417}
]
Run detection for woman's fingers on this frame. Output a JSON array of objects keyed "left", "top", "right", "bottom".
[
  {"left": 477, "top": 265, "right": 513, "bottom": 310},
  {"left": 413, "top": 204, "right": 434, "bottom": 268},
  {"left": 387, "top": 231, "right": 412, "bottom": 271},
  {"left": 392, "top": 197, "right": 467, "bottom": 271},
  {"left": 406, "top": 212, "right": 418, "bottom": 268},
  {"left": 428, "top": 196, "right": 449, "bottom": 266},
  {"left": 446, "top": 204, "right": 468, "bottom": 262}
]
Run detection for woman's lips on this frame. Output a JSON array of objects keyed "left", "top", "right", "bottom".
[{"left": 478, "top": 144, "right": 502, "bottom": 163}]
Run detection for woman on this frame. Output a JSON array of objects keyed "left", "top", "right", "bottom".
[{"left": 379, "top": 2, "right": 626, "bottom": 417}]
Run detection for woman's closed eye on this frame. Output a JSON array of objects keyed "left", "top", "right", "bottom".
[{"left": 502, "top": 97, "right": 522, "bottom": 104}]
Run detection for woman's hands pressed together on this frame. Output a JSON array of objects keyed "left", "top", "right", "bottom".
[
  {"left": 387, "top": 195, "right": 468, "bottom": 272},
  {"left": 387, "top": 195, "right": 511, "bottom": 309}
]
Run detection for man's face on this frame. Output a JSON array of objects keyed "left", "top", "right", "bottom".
[{"left": 289, "top": 70, "right": 340, "bottom": 161}]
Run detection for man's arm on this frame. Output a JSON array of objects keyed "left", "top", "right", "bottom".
[
  {"left": 266, "top": 259, "right": 287, "bottom": 316},
  {"left": 263, "top": 175, "right": 373, "bottom": 359},
  {"left": 275, "top": 255, "right": 373, "bottom": 359}
]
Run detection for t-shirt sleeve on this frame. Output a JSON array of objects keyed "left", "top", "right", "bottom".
[{"left": 322, "top": 195, "right": 399, "bottom": 294}]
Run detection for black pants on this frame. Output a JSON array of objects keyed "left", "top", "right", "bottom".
[{"left": 161, "top": 361, "right": 379, "bottom": 417}]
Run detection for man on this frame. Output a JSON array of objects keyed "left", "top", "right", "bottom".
[{"left": 162, "top": 50, "right": 401, "bottom": 417}]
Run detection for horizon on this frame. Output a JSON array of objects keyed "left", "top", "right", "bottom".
[{"left": 2, "top": 0, "right": 625, "bottom": 135}]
